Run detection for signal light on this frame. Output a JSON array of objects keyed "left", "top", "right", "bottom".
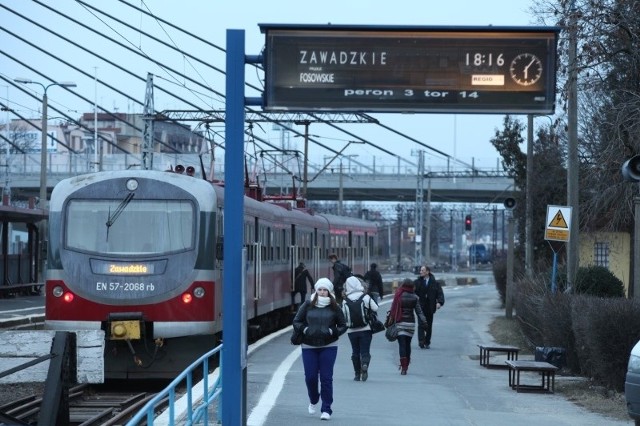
[
  {"left": 465, "top": 215, "right": 472, "bottom": 231},
  {"left": 182, "top": 293, "right": 193, "bottom": 304}
]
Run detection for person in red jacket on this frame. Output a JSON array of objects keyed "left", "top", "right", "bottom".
[{"left": 388, "top": 278, "right": 428, "bottom": 375}]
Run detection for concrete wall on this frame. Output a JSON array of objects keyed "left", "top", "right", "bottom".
[{"left": 0, "top": 330, "right": 104, "bottom": 384}]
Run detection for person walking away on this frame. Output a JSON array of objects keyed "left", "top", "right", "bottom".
[
  {"left": 342, "top": 276, "right": 379, "bottom": 382},
  {"left": 292, "top": 262, "right": 314, "bottom": 310},
  {"left": 363, "top": 263, "right": 384, "bottom": 304},
  {"left": 414, "top": 265, "right": 445, "bottom": 349},
  {"left": 328, "top": 253, "right": 351, "bottom": 303},
  {"left": 292, "top": 278, "right": 348, "bottom": 420},
  {"left": 388, "top": 278, "right": 428, "bottom": 375}
]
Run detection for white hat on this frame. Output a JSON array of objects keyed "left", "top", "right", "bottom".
[{"left": 314, "top": 278, "right": 334, "bottom": 293}]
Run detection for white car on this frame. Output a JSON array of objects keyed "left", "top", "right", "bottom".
[{"left": 626, "top": 340, "right": 640, "bottom": 425}]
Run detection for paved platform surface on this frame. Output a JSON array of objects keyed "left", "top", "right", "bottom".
[{"left": 200, "top": 280, "right": 631, "bottom": 426}]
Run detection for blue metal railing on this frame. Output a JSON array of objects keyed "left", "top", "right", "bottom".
[{"left": 126, "top": 344, "right": 223, "bottom": 426}]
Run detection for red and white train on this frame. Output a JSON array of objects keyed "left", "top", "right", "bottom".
[{"left": 45, "top": 169, "right": 378, "bottom": 379}]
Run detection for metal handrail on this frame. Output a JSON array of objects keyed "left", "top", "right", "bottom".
[{"left": 126, "top": 343, "right": 223, "bottom": 426}]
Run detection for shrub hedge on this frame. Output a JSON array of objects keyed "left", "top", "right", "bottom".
[{"left": 495, "top": 265, "right": 640, "bottom": 391}]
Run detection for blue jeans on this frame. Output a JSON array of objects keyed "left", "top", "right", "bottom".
[
  {"left": 302, "top": 346, "right": 338, "bottom": 415},
  {"left": 397, "top": 335, "right": 412, "bottom": 359},
  {"left": 348, "top": 330, "right": 373, "bottom": 358}
]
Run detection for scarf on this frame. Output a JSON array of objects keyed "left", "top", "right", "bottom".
[
  {"left": 391, "top": 284, "right": 415, "bottom": 322},
  {"left": 315, "top": 295, "right": 331, "bottom": 308}
]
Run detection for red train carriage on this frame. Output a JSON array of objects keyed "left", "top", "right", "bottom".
[{"left": 45, "top": 169, "right": 377, "bottom": 380}]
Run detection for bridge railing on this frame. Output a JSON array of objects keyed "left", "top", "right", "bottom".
[{"left": 2, "top": 152, "right": 505, "bottom": 182}]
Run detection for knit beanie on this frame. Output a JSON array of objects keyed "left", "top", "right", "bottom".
[{"left": 314, "top": 278, "right": 334, "bottom": 293}]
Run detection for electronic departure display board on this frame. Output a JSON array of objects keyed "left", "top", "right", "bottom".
[{"left": 260, "top": 25, "right": 560, "bottom": 114}]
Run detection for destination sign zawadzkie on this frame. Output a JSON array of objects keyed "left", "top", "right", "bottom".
[{"left": 260, "top": 25, "right": 559, "bottom": 114}]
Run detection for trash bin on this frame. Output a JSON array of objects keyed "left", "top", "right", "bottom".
[{"left": 535, "top": 346, "right": 566, "bottom": 369}]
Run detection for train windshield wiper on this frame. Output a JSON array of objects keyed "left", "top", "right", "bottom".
[{"left": 106, "top": 192, "right": 135, "bottom": 230}]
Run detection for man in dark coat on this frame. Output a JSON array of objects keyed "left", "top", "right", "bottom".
[
  {"left": 329, "top": 254, "right": 351, "bottom": 303},
  {"left": 414, "top": 265, "right": 444, "bottom": 349},
  {"left": 363, "top": 263, "right": 384, "bottom": 303},
  {"left": 292, "top": 262, "right": 314, "bottom": 308}
]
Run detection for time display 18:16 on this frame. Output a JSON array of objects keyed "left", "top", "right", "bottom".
[{"left": 465, "top": 52, "right": 505, "bottom": 67}]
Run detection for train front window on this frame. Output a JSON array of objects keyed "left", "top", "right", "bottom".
[{"left": 66, "top": 199, "right": 194, "bottom": 254}]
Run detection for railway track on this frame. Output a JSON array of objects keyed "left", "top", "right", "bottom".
[{"left": 0, "top": 383, "right": 171, "bottom": 425}]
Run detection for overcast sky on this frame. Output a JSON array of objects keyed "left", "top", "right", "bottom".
[{"left": 0, "top": 0, "right": 544, "bottom": 173}]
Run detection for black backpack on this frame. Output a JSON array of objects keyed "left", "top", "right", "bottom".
[{"left": 344, "top": 294, "right": 367, "bottom": 328}]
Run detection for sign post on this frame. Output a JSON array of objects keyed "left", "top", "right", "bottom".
[
  {"left": 223, "top": 29, "right": 247, "bottom": 426},
  {"left": 544, "top": 205, "right": 572, "bottom": 293}
]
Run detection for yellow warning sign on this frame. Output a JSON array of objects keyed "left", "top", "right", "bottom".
[
  {"left": 545, "top": 205, "right": 572, "bottom": 242},
  {"left": 545, "top": 229, "right": 569, "bottom": 242},
  {"left": 548, "top": 210, "right": 568, "bottom": 228}
]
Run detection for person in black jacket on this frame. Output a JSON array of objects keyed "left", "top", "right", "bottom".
[
  {"left": 363, "top": 263, "right": 384, "bottom": 303},
  {"left": 389, "top": 278, "right": 428, "bottom": 375},
  {"left": 292, "top": 278, "right": 347, "bottom": 421},
  {"left": 414, "top": 265, "right": 445, "bottom": 349},
  {"left": 292, "top": 262, "right": 314, "bottom": 309},
  {"left": 328, "top": 254, "right": 351, "bottom": 303}
]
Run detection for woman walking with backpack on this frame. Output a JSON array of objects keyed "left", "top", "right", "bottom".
[{"left": 342, "top": 276, "right": 379, "bottom": 381}]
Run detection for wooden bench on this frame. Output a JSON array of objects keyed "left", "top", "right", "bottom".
[
  {"left": 505, "top": 360, "right": 558, "bottom": 393},
  {"left": 478, "top": 344, "right": 520, "bottom": 369}
]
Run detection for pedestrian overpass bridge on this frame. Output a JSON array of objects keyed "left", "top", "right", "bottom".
[{"left": 2, "top": 153, "right": 515, "bottom": 205}]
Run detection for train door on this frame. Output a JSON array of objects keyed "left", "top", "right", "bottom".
[
  {"left": 364, "top": 232, "right": 371, "bottom": 269},
  {"left": 290, "top": 224, "right": 297, "bottom": 295},
  {"left": 252, "top": 217, "right": 262, "bottom": 320},
  {"left": 347, "top": 230, "right": 354, "bottom": 270},
  {"left": 312, "top": 228, "right": 320, "bottom": 283}
]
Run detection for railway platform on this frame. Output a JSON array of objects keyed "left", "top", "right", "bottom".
[
  {"left": 170, "top": 278, "right": 628, "bottom": 426},
  {"left": 0, "top": 273, "right": 632, "bottom": 425}
]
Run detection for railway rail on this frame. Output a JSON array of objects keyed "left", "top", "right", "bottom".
[{"left": 0, "top": 383, "right": 170, "bottom": 425}]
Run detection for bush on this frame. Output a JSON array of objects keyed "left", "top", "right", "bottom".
[
  {"left": 509, "top": 270, "right": 640, "bottom": 392},
  {"left": 513, "top": 275, "right": 546, "bottom": 349},
  {"left": 539, "top": 292, "right": 579, "bottom": 373},
  {"left": 493, "top": 258, "right": 507, "bottom": 306},
  {"left": 492, "top": 257, "right": 525, "bottom": 306},
  {"left": 577, "top": 297, "right": 640, "bottom": 391},
  {"left": 571, "top": 295, "right": 598, "bottom": 377},
  {"left": 574, "top": 265, "right": 625, "bottom": 297}
]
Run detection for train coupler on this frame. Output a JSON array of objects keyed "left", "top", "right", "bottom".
[{"left": 124, "top": 339, "right": 143, "bottom": 366}]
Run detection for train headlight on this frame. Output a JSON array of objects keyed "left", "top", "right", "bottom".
[
  {"left": 52, "top": 286, "right": 64, "bottom": 297},
  {"left": 182, "top": 293, "right": 193, "bottom": 304},
  {"left": 126, "top": 178, "right": 138, "bottom": 191},
  {"left": 193, "top": 287, "right": 205, "bottom": 298}
]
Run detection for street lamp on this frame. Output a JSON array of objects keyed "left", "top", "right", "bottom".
[
  {"left": 15, "top": 78, "right": 76, "bottom": 284},
  {"left": 14, "top": 78, "right": 77, "bottom": 209}
]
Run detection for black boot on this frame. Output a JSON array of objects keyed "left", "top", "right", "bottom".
[
  {"left": 360, "top": 355, "right": 371, "bottom": 382},
  {"left": 351, "top": 356, "right": 361, "bottom": 381},
  {"left": 360, "top": 355, "right": 371, "bottom": 381}
]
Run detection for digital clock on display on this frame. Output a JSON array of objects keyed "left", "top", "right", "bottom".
[{"left": 465, "top": 53, "right": 505, "bottom": 67}]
